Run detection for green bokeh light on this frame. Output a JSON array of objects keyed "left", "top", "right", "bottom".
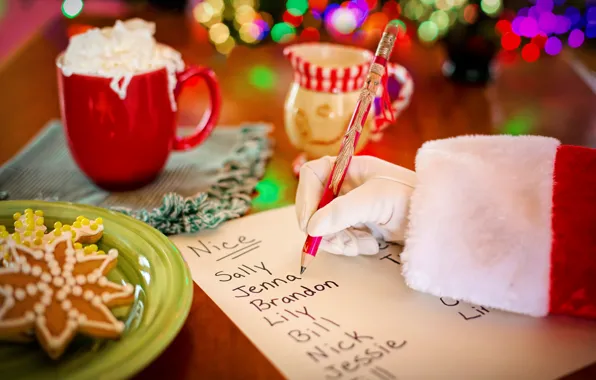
[
  {"left": 502, "top": 113, "right": 534, "bottom": 136},
  {"left": 430, "top": 10, "right": 449, "bottom": 32},
  {"left": 271, "top": 22, "right": 296, "bottom": 43},
  {"left": 254, "top": 179, "right": 282, "bottom": 205},
  {"left": 418, "top": 21, "right": 439, "bottom": 42},
  {"left": 389, "top": 19, "right": 407, "bottom": 34},
  {"left": 249, "top": 65, "right": 277, "bottom": 90},
  {"left": 286, "top": 0, "right": 309, "bottom": 16},
  {"left": 62, "top": 0, "right": 84, "bottom": 19}
]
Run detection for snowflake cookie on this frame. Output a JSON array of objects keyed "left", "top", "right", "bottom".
[{"left": 0, "top": 233, "right": 135, "bottom": 359}]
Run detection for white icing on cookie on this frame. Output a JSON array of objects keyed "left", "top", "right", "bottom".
[{"left": 0, "top": 231, "right": 134, "bottom": 359}]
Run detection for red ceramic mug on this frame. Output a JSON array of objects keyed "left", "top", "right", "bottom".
[{"left": 56, "top": 53, "right": 221, "bottom": 191}]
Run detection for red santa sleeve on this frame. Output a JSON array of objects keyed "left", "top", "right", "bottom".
[{"left": 401, "top": 135, "right": 596, "bottom": 320}]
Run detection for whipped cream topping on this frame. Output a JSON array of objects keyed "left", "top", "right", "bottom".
[{"left": 57, "top": 18, "right": 185, "bottom": 111}]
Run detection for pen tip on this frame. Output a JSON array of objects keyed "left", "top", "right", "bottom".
[{"left": 300, "top": 266, "right": 306, "bottom": 275}]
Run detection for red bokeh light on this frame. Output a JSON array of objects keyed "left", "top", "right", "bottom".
[
  {"left": 300, "top": 27, "right": 321, "bottom": 41},
  {"left": 531, "top": 34, "right": 547, "bottom": 49},
  {"left": 308, "top": 0, "right": 328, "bottom": 12},
  {"left": 365, "top": 0, "right": 379, "bottom": 10},
  {"left": 521, "top": 43, "right": 540, "bottom": 62},
  {"left": 495, "top": 20, "right": 511, "bottom": 35},
  {"left": 382, "top": 0, "right": 401, "bottom": 20},
  {"left": 501, "top": 32, "right": 521, "bottom": 50},
  {"left": 283, "top": 11, "right": 303, "bottom": 27}
]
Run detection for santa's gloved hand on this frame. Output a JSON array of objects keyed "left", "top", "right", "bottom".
[{"left": 296, "top": 155, "right": 417, "bottom": 256}]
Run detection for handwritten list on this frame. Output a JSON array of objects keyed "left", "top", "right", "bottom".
[{"left": 170, "top": 206, "right": 596, "bottom": 380}]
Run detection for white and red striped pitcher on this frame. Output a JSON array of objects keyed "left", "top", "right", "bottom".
[{"left": 283, "top": 42, "right": 413, "bottom": 166}]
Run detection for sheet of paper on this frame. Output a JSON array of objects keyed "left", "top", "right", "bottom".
[{"left": 170, "top": 206, "right": 596, "bottom": 380}]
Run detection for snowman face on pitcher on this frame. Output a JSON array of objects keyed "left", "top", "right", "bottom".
[{"left": 286, "top": 92, "right": 374, "bottom": 160}]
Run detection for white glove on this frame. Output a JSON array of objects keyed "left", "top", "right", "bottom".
[{"left": 296, "top": 155, "right": 417, "bottom": 256}]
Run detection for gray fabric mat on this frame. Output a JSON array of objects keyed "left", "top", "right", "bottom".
[{"left": 0, "top": 120, "right": 272, "bottom": 209}]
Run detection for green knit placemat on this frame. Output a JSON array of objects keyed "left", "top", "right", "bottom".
[{"left": 0, "top": 122, "right": 273, "bottom": 236}]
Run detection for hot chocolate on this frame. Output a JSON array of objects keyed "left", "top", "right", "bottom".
[{"left": 57, "top": 18, "right": 185, "bottom": 110}]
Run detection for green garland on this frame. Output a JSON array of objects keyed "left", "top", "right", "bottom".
[{"left": 110, "top": 126, "right": 272, "bottom": 235}]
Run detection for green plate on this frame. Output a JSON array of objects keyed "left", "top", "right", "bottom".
[{"left": 0, "top": 200, "right": 193, "bottom": 380}]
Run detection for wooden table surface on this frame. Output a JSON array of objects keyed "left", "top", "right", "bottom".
[{"left": 1, "top": 8, "right": 596, "bottom": 380}]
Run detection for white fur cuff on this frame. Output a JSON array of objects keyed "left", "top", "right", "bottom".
[{"left": 401, "top": 135, "right": 561, "bottom": 317}]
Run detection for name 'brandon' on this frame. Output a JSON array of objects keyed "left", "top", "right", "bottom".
[{"left": 250, "top": 280, "right": 339, "bottom": 312}]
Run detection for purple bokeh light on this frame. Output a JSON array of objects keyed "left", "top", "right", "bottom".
[
  {"left": 511, "top": 1, "right": 594, "bottom": 55},
  {"left": 520, "top": 17, "right": 539, "bottom": 37},
  {"left": 536, "top": 0, "right": 554, "bottom": 12},
  {"left": 544, "top": 36, "right": 562, "bottom": 55},
  {"left": 538, "top": 12, "right": 557, "bottom": 34},
  {"left": 512, "top": 17, "right": 524, "bottom": 35},
  {"left": 568, "top": 29, "right": 585, "bottom": 48},
  {"left": 553, "top": 15, "right": 571, "bottom": 34}
]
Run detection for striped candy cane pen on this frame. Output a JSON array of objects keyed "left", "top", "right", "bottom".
[{"left": 300, "top": 22, "right": 400, "bottom": 275}]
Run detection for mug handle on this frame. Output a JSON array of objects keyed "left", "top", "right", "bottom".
[
  {"left": 172, "top": 65, "right": 222, "bottom": 151},
  {"left": 372, "top": 63, "right": 414, "bottom": 141}
]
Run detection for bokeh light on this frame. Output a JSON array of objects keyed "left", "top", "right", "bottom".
[
  {"left": 62, "top": 0, "right": 84, "bottom": 19},
  {"left": 544, "top": 36, "right": 562, "bottom": 55},
  {"left": 309, "top": 0, "right": 329, "bottom": 13},
  {"left": 521, "top": 43, "right": 540, "bottom": 62},
  {"left": 501, "top": 32, "right": 521, "bottom": 50},
  {"left": 568, "top": 29, "right": 584, "bottom": 48},
  {"left": 193, "top": 2, "right": 215, "bottom": 24},
  {"left": 329, "top": 6, "right": 358, "bottom": 34},
  {"left": 505, "top": 0, "right": 594, "bottom": 60},
  {"left": 418, "top": 21, "right": 439, "bottom": 42},
  {"left": 209, "top": 23, "right": 230, "bottom": 44},
  {"left": 287, "top": 0, "right": 309, "bottom": 16},
  {"left": 249, "top": 65, "right": 278, "bottom": 90},
  {"left": 239, "top": 22, "right": 261, "bottom": 43},
  {"left": 271, "top": 22, "right": 296, "bottom": 42},
  {"left": 300, "top": 26, "right": 321, "bottom": 41},
  {"left": 216, "top": 36, "right": 236, "bottom": 55}
]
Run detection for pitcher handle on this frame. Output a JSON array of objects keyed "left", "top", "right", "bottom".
[{"left": 372, "top": 63, "right": 414, "bottom": 142}]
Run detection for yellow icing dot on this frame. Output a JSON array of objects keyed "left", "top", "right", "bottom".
[
  {"left": 24, "top": 231, "right": 32, "bottom": 237},
  {"left": 26, "top": 224, "right": 34, "bottom": 232},
  {"left": 53, "top": 229, "right": 62, "bottom": 236},
  {"left": 54, "top": 222, "right": 62, "bottom": 229},
  {"left": 35, "top": 230, "right": 44, "bottom": 237},
  {"left": 90, "top": 223, "right": 98, "bottom": 231},
  {"left": 12, "top": 233, "right": 21, "bottom": 244},
  {"left": 35, "top": 217, "right": 44, "bottom": 226},
  {"left": 73, "top": 221, "right": 82, "bottom": 229},
  {"left": 14, "top": 220, "right": 23, "bottom": 229},
  {"left": 34, "top": 210, "right": 44, "bottom": 217},
  {"left": 74, "top": 243, "right": 83, "bottom": 250},
  {"left": 83, "top": 246, "right": 93, "bottom": 254},
  {"left": 96, "top": 217, "right": 103, "bottom": 225},
  {"left": 62, "top": 225, "right": 71, "bottom": 232},
  {"left": 97, "top": 250, "right": 105, "bottom": 255},
  {"left": 24, "top": 208, "right": 33, "bottom": 214},
  {"left": 71, "top": 236, "right": 77, "bottom": 243},
  {"left": 76, "top": 216, "right": 84, "bottom": 222},
  {"left": 33, "top": 238, "right": 42, "bottom": 246},
  {"left": 13, "top": 212, "right": 21, "bottom": 220},
  {"left": 0, "top": 225, "right": 5, "bottom": 232},
  {"left": 23, "top": 241, "right": 31, "bottom": 247},
  {"left": 81, "top": 218, "right": 90, "bottom": 226},
  {"left": 89, "top": 244, "right": 98, "bottom": 251},
  {"left": 0, "top": 231, "right": 9, "bottom": 239}
]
